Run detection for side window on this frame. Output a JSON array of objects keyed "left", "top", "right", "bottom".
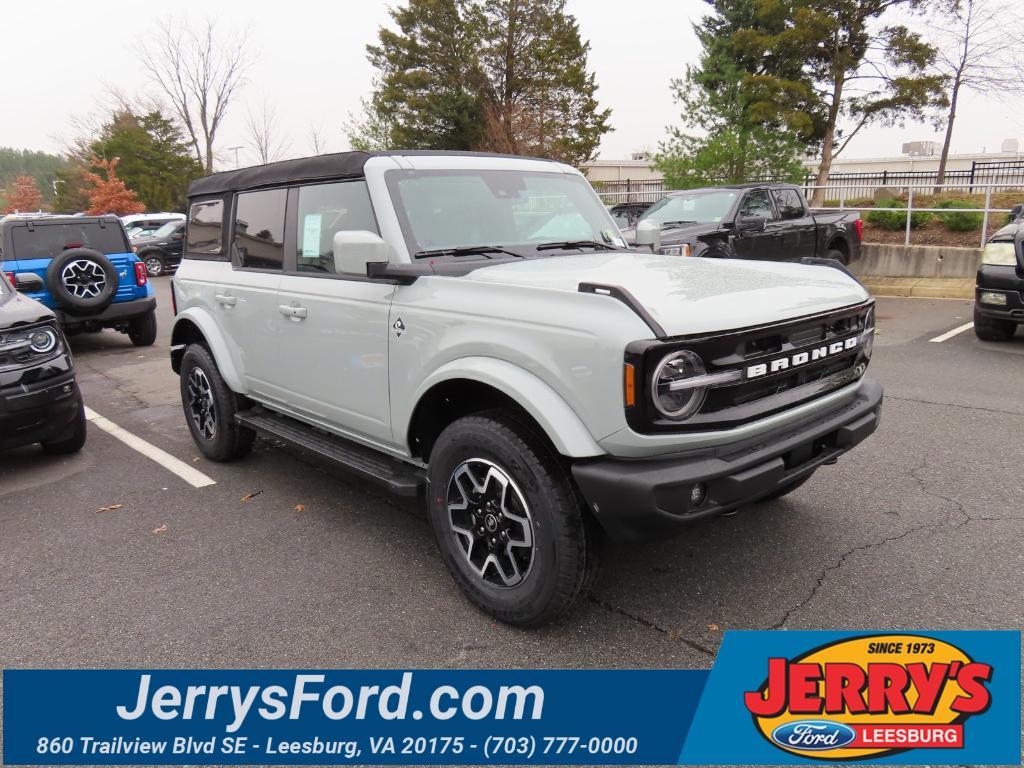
[
  {"left": 295, "top": 181, "right": 377, "bottom": 274},
  {"left": 234, "top": 188, "right": 286, "bottom": 270},
  {"left": 739, "top": 190, "right": 775, "bottom": 219},
  {"left": 186, "top": 200, "right": 224, "bottom": 254},
  {"left": 772, "top": 189, "right": 806, "bottom": 220}
]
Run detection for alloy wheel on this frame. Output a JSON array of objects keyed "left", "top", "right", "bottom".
[
  {"left": 446, "top": 458, "right": 535, "bottom": 587},
  {"left": 186, "top": 367, "right": 217, "bottom": 440},
  {"left": 61, "top": 259, "right": 107, "bottom": 299}
]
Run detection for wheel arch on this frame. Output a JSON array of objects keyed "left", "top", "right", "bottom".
[
  {"left": 170, "top": 308, "right": 245, "bottom": 392},
  {"left": 826, "top": 235, "right": 850, "bottom": 261},
  {"left": 405, "top": 358, "right": 604, "bottom": 462}
]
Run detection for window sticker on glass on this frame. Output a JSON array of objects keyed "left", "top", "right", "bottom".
[{"left": 302, "top": 214, "right": 322, "bottom": 257}]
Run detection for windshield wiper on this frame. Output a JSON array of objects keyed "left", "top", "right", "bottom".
[
  {"left": 414, "top": 245, "right": 524, "bottom": 259},
  {"left": 534, "top": 240, "right": 617, "bottom": 252},
  {"left": 659, "top": 220, "right": 697, "bottom": 228}
]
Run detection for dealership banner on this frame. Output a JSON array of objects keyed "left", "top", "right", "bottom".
[{"left": 4, "top": 631, "right": 1020, "bottom": 765}]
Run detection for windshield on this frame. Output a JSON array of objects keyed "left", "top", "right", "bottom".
[
  {"left": 641, "top": 190, "right": 738, "bottom": 226},
  {"left": 387, "top": 169, "right": 622, "bottom": 255},
  {"left": 151, "top": 221, "right": 180, "bottom": 239}
]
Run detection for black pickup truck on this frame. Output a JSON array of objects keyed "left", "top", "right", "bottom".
[{"left": 625, "top": 183, "right": 862, "bottom": 264}]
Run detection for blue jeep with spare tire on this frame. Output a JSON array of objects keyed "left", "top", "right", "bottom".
[{"left": 0, "top": 214, "right": 157, "bottom": 346}]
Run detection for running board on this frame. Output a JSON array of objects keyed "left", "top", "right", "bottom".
[{"left": 235, "top": 408, "right": 425, "bottom": 497}]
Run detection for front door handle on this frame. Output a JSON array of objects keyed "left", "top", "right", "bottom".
[
  {"left": 279, "top": 304, "right": 308, "bottom": 319},
  {"left": 215, "top": 294, "right": 236, "bottom": 307}
]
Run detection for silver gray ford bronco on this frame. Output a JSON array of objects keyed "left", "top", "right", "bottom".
[{"left": 170, "top": 151, "right": 882, "bottom": 627}]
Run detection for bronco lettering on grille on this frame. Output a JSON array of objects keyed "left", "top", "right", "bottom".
[{"left": 746, "top": 336, "right": 860, "bottom": 379}]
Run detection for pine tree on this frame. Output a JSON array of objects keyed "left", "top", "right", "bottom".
[
  {"left": 81, "top": 158, "right": 145, "bottom": 215},
  {"left": 352, "top": 0, "right": 610, "bottom": 166},
  {"left": 2, "top": 174, "right": 44, "bottom": 213}
]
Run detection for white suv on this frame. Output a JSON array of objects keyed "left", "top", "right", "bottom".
[{"left": 170, "top": 151, "right": 882, "bottom": 626}]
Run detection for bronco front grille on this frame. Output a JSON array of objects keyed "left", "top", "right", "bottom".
[{"left": 626, "top": 301, "right": 874, "bottom": 433}]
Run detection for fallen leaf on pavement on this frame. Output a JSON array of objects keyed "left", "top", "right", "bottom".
[
  {"left": 152, "top": 524, "right": 168, "bottom": 534},
  {"left": 192, "top": 457, "right": 200, "bottom": 463},
  {"left": 707, "top": 623, "right": 720, "bottom": 631},
  {"left": 294, "top": 504, "right": 305, "bottom": 512},
  {"left": 240, "top": 490, "right": 264, "bottom": 502},
  {"left": 96, "top": 504, "right": 125, "bottom": 513}
]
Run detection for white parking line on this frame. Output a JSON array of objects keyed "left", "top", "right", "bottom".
[
  {"left": 930, "top": 322, "right": 974, "bottom": 343},
  {"left": 83, "top": 406, "right": 216, "bottom": 488}
]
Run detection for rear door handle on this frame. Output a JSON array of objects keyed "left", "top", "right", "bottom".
[
  {"left": 215, "top": 294, "right": 236, "bottom": 307},
  {"left": 279, "top": 304, "right": 308, "bottom": 319}
]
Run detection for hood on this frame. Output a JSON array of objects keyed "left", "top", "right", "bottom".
[
  {"left": 464, "top": 251, "right": 868, "bottom": 336},
  {"left": 988, "top": 220, "right": 1022, "bottom": 241},
  {"left": 621, "top": 221, "right": 721, "bottom": 246},
  {"left": 0, "top": 288, "right": 55, "bottom": 328}
]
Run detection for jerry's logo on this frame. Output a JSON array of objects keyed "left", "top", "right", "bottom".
[{"left": 744, "top": 634, "right": 993, "bottom": 760}]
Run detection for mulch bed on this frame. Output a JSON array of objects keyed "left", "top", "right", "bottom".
[{"left": 862, "top": 221, "right": 1000, "bottom": 248}]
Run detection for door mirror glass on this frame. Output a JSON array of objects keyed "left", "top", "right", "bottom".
[
  {"left": 332, "top": 230, "right": 394, "bottom": 276},
  {"left": 1012, "top": 204, "right": 1023, "bottom": 220},
  {"left": 634, "top": 219, "right": 661, "bottom": 251},
  {"left": 737, "top": 216, "right": 768, "bottom": 233},
  {"left": 14, "top": 272, "right": 44, "bottom": 292}
]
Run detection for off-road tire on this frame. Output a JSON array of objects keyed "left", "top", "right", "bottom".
[
  {"left": 42, "top": 401, "right": 87, "bottom": 454},
  {"left": 427, "top": 408, "right": 601, "bottom": 627},
  {"left": 973, "top": 305, "right": 1016, "bottom": 341},
  {"left": 127, "top": 310, "right": 158, "bottom": 347},
  {"left": 179, "top": 344, "right": 255, "bottom": 462},
  {"left": 45, "top": 248, "right": 119, "bottom": 316}
]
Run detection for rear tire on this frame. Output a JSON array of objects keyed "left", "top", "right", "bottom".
[
  {"left": 179, "top": 344, "right": 255, "bottom": 461},
  {"left": 42, "top": 401, "right": 87, "bottom": 455},
  {"left": 973, "top": 305, "right": 1016, "bottom": 341},
  {"left": 127, "top": 310, "right": 158, "bottom": 347},
  {"left": 824, "top": 247, "right": 847, "bottom": 264},
  {"left": 426, "top": 408, "right": 601, "bottom": 627},
  {"left": 142, "top": 252, "right": 166, "bottom": 278}
]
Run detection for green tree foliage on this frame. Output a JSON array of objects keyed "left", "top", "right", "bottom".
[
  {"left": 0, "top": 148, "right": 68, "bottom": 207},
  {"left": 352, "top": 0, "right": 610, "bottom": 166},
  {"left": 87, "top": 110, "right": 203, "bottom": 212},
  {"left": 654, "top": 66, "right": 807, "bottom": 189},
  {"left": 730, "top": 0, "right": 948, "bottom": 203}
]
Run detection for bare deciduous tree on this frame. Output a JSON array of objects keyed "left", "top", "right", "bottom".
[
  {"left": 139, "top": 17, "right": 251, "bottom": 172},
  {"left": 245, "top": 101, "right": 290, "bottom": 165},
  {"left": 308, "top": 125, "right": 327, "bottom": 156},
  {"left": 931, "top": 0, "right": 1023, "bottom": 188}
]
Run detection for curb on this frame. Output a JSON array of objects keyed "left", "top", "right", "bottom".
[{"left": 859, "top": 277, "right": 974, "bottom": 300}]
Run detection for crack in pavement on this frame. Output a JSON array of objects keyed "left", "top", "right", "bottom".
[
  {"left": 770, "top": 457, "right": 1023, "bottom": 629},
  {"left": 77, "top": 357, "right": 151, "bottom": 412},
  {"left": 886, "top": 394, "right": 1024, "bottom": 419},
  {"left": 588, "top": 595, "right": 715, "bottom": 657}
]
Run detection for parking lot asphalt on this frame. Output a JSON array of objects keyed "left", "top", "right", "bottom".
[{"left": 2, "top": 281, "right": 1022, "bottom": 670}]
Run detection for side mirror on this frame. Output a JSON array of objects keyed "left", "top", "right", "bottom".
[
  {"left": 634, "top": 219, "right": 661, "bottom": 252},
  {"left": 1012, "top": 204, "right": 1023, "bottom": 220},
  {"left": 333, "top": 230, "right": 394, "bottom": 276},
  {"left": 737, "top": 216, "right": 768, "bottom": 234},
  {"left": 171, "top": 232, "right": 184, "bottom": 241},
  {"left": 14, "top": 273, "right": 44, "bottom": 293}
]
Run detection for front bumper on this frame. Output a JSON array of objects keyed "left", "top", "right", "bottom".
[
  {"left": 975, "top": 265, "right": 1024, "bottom": 322},
  {"left": 571, "top": 377, "right": 883, "bottom": 541},
  {"left": 0, "top": 368, "right": 82, "bottom": 451},
  {"left": 57, "top": 296, "right": 156, "bottom": 329}
]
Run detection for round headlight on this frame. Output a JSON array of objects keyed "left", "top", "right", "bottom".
[
  {"left": 651, "top": 350, "right": 707, "bottom": 419},
  {"left": 28, "top": 328, "right": 58, "bottom": 354}
]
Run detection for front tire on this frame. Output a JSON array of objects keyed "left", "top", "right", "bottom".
[
  {"left": 128, "top": 310, "right": 158, "bottom": 347},
  {"left": 179, "top": 344, "right": 255, "bottom": 461},
  {"left": 974, "top": 305, "right": 1016, "bottom": 341},
  {"left": 42, "top": 401, "right": 87, "bottom": 455},
  {"left": 427, "top": 409, "right": 600, "bottom": 627}
]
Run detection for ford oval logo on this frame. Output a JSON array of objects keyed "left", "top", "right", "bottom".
[{"left": 771, "top": 720, "right": 857, "bottom": 750}]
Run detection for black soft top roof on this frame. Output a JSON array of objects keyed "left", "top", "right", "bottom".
[{"left": 187, "top": 150, "right": 559, "bottom": 198}]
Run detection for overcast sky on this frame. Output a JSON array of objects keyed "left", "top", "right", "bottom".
[{"left": 1, "top": 0, "right": 1020, "bottom": 167}]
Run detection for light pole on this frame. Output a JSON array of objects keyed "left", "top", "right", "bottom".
[{"left": 227, "top": 146, "right": 244, "bottom": 169}]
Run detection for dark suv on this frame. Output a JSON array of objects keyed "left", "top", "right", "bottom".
[
  {"left": 974, "top": 204, "right": 1024, "bottom": 341},
  {"left": 0, "top": 215, "right": 157, "bottom": 346},
  {"left": 0, "top": 271, "right": 86, "bottom": 453}
]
